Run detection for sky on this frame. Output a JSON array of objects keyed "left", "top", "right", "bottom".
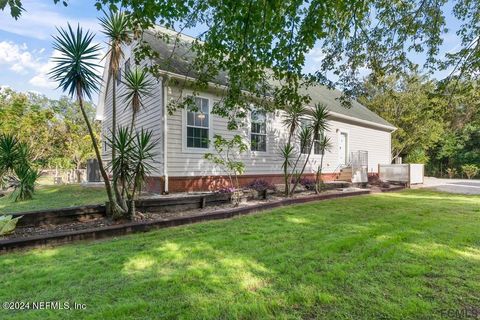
[{"left": 0, "top": 0, "right": 463, "bottom": 103}]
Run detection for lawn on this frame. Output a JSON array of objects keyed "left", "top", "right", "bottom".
[
  {"left": 0, "top": 189, "right": 479, "bottom": 319},
  {"left": 0, "top": 185, "right": 107, "bottom": 214}
]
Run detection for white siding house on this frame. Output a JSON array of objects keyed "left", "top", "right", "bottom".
[{"left": 97, "top": 27, "right": 395, "bottom": 193}]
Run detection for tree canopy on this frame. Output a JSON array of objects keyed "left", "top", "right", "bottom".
[{"left": 0, "top": 88, "right": 99, "bottom": 169}]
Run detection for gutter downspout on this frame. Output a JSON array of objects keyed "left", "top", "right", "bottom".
[{"left": 162, "top": 77, "right": 169, "bottom": 194}]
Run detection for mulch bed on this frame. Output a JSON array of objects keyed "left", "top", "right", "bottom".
[{"left": 0, "top": 186, "right": 404, "bottom": 251}]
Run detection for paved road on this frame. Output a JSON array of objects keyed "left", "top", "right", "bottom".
[{"left": 422, "top": 177, "right": 480, "bottom": 195}]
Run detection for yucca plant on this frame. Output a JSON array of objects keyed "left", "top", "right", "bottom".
[
  {"left": 121, "top": 67, "right": 155, "bottom": 130},
  {"left": 282, "top": 104, "right": 307, "bottom": 145},
  {"left": 99, "top": 10, "right": 131, "bottom": 210},
  {"left": 279, "top": 143, "right": 296, "bottom": 196},
  {"left": 290, "top": 104, "right": 330, "bottom": 195},
  {"left": 107, "top": 127, "right": 157, "bottom": 217},
  {"left": 0, "top": 134, "right": 39, "bottom": 201},
  {"left": 314, "top": 134, "right": 333, "bottom": 193},
  {"left": 49, "top": 23, "right": 125, "bottom": 217}
]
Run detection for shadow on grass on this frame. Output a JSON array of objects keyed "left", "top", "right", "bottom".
[{"left": 0, "top": 189, "right": 479, "bottom": 319}]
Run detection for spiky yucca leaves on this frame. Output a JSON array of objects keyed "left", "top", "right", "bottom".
[
  {"left": 290, "top": 104, "right": 330, "bottom": 195},
  {"left": 0, "top": 134, "right": 39, "bottom": 201},
  {"left": 282, "top": 104, "right": 307, "bottom": 145},
  {"left": 279, "top": 143, "right": 296, "bottom": 196},
  {"left": 99, "top": 10, "right": 131, "bottom": 79},
  {"left": 99, "top": 9, "right": 131, "bottom": 211},
  {"left": 50, "top": 24, "right": 101, "bottom": 100},
  {"left": 107, "top": 127, "right": 157, "bottom": 217},
  {"left": 49, "top": 24, "right": 126, "bottom": 217},
  {"left": 121, "top": 67, "right": 155, "bottom": 130}
]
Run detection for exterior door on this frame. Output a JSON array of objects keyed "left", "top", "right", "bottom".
[{"left": 338, "top": 132, "right": 348, "bottom": 165}]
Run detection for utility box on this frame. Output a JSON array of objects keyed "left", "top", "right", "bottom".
[{"left": 86, "top": 159, "right": 102, "bottom": 182}]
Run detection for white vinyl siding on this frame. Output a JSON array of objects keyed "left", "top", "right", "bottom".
[
  {"left": 101, "top": 46, "right": 164, "bottom": 176},
  {"left": 166, "top": 86, "right": 392, "bottom": 177}
]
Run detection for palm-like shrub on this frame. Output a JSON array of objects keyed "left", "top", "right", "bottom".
[
  {"left": 462, "top": 164, "right": 479, "bottom": 179},
  {"left": 0, "top": 134, "right": 39, "bottom": 201},
  {"left": 121, "top": 67, "right": 155, "bottom": 130},
  {"left": 49, "top": 24, "right": 125, "bottom": 217},
  {"left": 284, "top": 103, "right": 330, "bottom": 196},
  {"left": 314, "top": 134, "right": 333, "bottom": 193},
  {"left": 107, "top": 127, "right": 157, "bottom": 217},
  {"left": 99, "top": 10, "right": 131, "bottom": 209}
]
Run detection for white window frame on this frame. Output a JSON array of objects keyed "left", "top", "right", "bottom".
[
  {"left": 182, "top": 95, "right": 213, "bottom": 153},
  {"left": 299, "top": 117, "right": 312, "bottom": 155},
  {"left": 313, "top": 130, "right": 325, "bottom": 156},
  {"left": 250, "top": 109, "right": 268, "bottom": 153}
]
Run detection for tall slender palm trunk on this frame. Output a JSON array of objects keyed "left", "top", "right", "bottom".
[
  {"left": 76, "top": 85, "right": 124, "bottom": 217},
  {"left": 109, "top": 72, "right": 128, "bottom": 211}
]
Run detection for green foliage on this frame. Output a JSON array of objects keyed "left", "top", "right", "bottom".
[
  {"left": 315, "top": 134, "right": 333, "bottom": 193},
  {"left": 121, "top": 67, "right": 155, "bottom": 128},
  {"left": 404, "top": 148, "right": 429, "bottom": 164},
  {"left": 50, "top": 24, "right": 101, "bottom": 100},
  {"left": 0, "top": 88, "right": 99, "bottom": 169},
  {"left": 359, "top": 73, "right": 445, "bottom": 161},
  {"left": 446, "top": 168, "right": 457, "bottom": 179},
  {"left": 107, "top": 127, "right": 157, "bottom": 217},
  {"left": 204, "top": 135, "right": 248, "bottom": 190},
  {"left": 0, "top": 134, "right": 39, "bottom": 201},
  {"left": 461, "top": 164, "right": 479, "bottom": 180},
  {"left": 0, "top": 214, "right": 22, "bottom": 236},
  {"left": 280, "top": 103, "right": 330, "bottom": 196}
]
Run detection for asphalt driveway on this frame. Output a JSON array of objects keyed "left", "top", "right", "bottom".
[{"left": 422, "top": 177, "right": 480, "bottom": 194}]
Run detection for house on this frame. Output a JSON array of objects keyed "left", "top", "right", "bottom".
[{"left": 96, "top": 27, "right": 396, "bottom": 193}]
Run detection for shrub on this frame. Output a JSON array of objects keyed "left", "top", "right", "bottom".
[
  {"left": 296, "top": 177, "right": 316, "bottom": 190},
  {"left": 461, "top": 164, "right": 479, "bottom": 179},
  {"left": 446, "top": 168, "right": 457, "bottom": 179},
  {"left": 216, "top": 187, "right": 235, "bottom": 194},
  {"left": 246, "top": 179, "right": 276, "bottom": 192}
]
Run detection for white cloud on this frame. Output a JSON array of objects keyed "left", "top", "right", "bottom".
[
  {"left": 0, "top": 41, "right": 42, "bottom": 73},
  {"left": 0, "top": 0, "right": 101, "bottom": 40}
]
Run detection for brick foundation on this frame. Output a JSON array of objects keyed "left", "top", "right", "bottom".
[{"left": 146, "top": 173, "right": 339, "bottom": 193}]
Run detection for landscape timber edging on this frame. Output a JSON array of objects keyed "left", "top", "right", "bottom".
[
  {"left": 12, "top": 205, "right": 106, "bottom": 228},
  {"left": 0, "top": 187, "right": 403, "bottom": 252}
]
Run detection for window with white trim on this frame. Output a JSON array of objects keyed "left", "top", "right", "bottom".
[
  {"left": 186, "top": 97, "right": 209, "bottom": 148},
  {"left": 314, "top": 131, "right": 324, "bottom": 155},
  {"left": 251, "top": 110, "right": 267, "bottom": 151},
  {"left": 300, "top": 118, "right": 311, "bottom": 154}
]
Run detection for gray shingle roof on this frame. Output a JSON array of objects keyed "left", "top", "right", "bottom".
[{"left": 143, "top": 28, "right": 395, "bottom": 130}]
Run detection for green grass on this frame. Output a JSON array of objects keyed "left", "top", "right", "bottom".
[
  {"left": 0, "top": 189, "right": 479, "bottom": 319},
  {"left": 0, "top": 185, "right": 107, "bottom": 214}
]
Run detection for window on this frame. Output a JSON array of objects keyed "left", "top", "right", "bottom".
[
  {"left": 300, "top": 118, "right": 311, "bottom": 154},
  {"left": 251, "top": 110, "right": 267, "bottom": 151},
  {"left": 314, "top": 131, "right": 324, "bottom": 155},
  {"left": 124, "top": 58, "right": 131, "bottom": 74},
  {"left": 186, "top": 97, "right": 209, "bottom": 148}
]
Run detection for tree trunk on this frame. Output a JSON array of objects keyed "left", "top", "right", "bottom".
[
  {"left": 109, "top": 71, "right": 128, "bottom": 213},
  {"left": 290, "top": 134, "right": 316, "bottom": 196},
  {"left": 315, "top": 154, "right": 325, "bottom": 194},
  {"left": 76, "top": 85, "right": 125, "bottom": 218}
]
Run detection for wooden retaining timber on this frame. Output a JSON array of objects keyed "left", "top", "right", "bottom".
[
  {"left": 0, "top": 187, "right": 404, "bottom": 252},
  {"left": 13, "top": 205, "right": 106, "bottom": 228}
]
